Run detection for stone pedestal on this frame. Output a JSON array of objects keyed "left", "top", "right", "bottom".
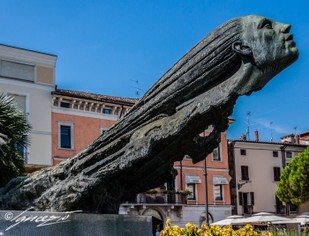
[{"left": 0, "top": 210, "right": 152, "bottom": 236}]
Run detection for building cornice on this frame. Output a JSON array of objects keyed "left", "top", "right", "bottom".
[
  {"left": 174, "top": 166, "right": 229, "bottom": 172},
  {"left": 0, "top": 44, "right": 57, "bottom": 67},
  {"left": 0, "top": 77, "right": 55, "bottom": 91},
  {"left": 52, "top": 88, "right": 138, "bottom": 107},
  {"left": 228, "top": 139, "right": 308, "bottom": 148},
  {"left": 52, "top": 107, "right": 119, "bottom": 121}
]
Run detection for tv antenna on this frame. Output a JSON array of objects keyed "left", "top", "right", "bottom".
[
  {"left": 131, "top": 79, "right": 143, "bottom": 99},
  {"left": 270, "top": 121, "right": 273, "bottom": 142},
  {"left": 294, "top": 126, "right": 298, "bottom": 135},
  {"left": 246, "top": 111, "right": 251, "bottom": 140}
]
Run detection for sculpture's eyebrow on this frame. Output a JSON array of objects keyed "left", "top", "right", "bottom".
[{"left": 257, "top": 18, "right": 272, "bottom": 29}]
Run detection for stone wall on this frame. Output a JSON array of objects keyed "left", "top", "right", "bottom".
[{"left": 0, "top": 210, "right": 152, "bottom": 236}]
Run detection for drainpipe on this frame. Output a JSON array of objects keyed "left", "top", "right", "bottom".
[
  {"left": 203, "top": 158, "right": 209, "bottom": 225},
  {"left": 180, "top": 160, "right": 183, "bottom": 204},
  {"left": 203, "top": 131, "right": 209, "bottom": 224},
  {"left": 229, "top": 140, "right": 237, "bottom": 215},
  {"left": 280, "top": 144, "right": 289, "bottom": 216}
]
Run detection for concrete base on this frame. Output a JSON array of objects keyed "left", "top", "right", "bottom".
[{"left": 0, "top": 210, "right": 152, "bottom": 236}]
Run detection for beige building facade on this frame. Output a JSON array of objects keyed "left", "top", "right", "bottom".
[
  {"left": 228, "top": 136, "right": 307, "bottom": 216},
  {"left": 0, "top": 44, "right": 57, "bottom": 165}
]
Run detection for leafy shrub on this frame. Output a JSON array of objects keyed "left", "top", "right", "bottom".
[{"left": 160, "top": 219, "right": 273, "bottom": 236}]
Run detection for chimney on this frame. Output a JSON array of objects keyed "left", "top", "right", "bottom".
[
  {"left": 254, "top": 130, "right": 259, "bottom": 142},
  {"left": 296, "top": 134, "right": 300, "bottom": 144}
]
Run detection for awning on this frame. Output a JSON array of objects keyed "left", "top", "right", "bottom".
[
  {"left": 186, "top": 175, "right": 201, "bottom": 184},
  {"left": 213, "top": 176, "right": 229, "bottom": 185}
]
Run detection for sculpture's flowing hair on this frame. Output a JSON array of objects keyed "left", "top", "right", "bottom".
[
  {"left": 139, "top": 17, "right": 243, "bottom": 107},
  {"left": 77, "top": 17, "right": 243, "bottom": 159}
]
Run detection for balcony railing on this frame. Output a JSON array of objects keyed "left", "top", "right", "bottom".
[
  {"left": 123, "top": 193, "right": 187, "bottom": 205},
  {"left": 120, "top": 193, "right": 185, "bottom": 216}
]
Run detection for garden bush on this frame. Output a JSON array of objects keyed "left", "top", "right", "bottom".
[{"left": 160, "top": 219, "right": 273, "bottom": 236}]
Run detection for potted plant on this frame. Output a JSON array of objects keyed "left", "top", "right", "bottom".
[
  {"left": 176, "top": 189, "right": 192, "bottom": 196},
  {"left": 145, "top": 189, "right": 158, "bottom": 195},
  {"left": 160, "top": 186, "right": 168, "bottom": 194}
]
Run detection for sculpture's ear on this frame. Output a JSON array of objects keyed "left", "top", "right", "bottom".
[{"left": 232, "top": 41, "right": 252, "bottom": 56}]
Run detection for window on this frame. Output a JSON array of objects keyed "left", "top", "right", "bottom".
[
  {"left": 273, "top": 151, "right": 278, "bottom": 157},
  {"left": 239, "top": 192, "right": 254, "bottom": 214},
  {"left": 240, "top": 149, "right": 246, "bottom": 156},
  {"left": 59, "top": 123, "right": 74, "bottom": 149},
  {"left": 101, "top": 127, "right": 108, "bottom": 134},
  {"left": 60, "top": 126, "right": 71, "bottom": 148},
  {"left": 8, "top": 93, "right": 27, "bottom": 114},
  {"left": 186, "top": 184, "right": 196, "bottom": 200},
  {"left": 274, "top": 167, "right": 281, "bottom": 181},
  {"left": 241, "top": 165, "right": 249, "bottom": 180},
  {"left": 0, "top": 59, "right": 35, "bottom": 81},
  {"left": 60, "top": 102, "right": 71, "bottom": 108},
  {"left": 212, "top": 146, "right": 221, "bottom": 161},
  {"left": 289, "top": 204, "right": 298, "bottom": 212},
  {"left": 8, "top": 93, "right": 28, "bottom": 162},
  {"left": 17, "top": 143, "right": 26, "bottom": 162},
  {"left": 244, "top": 192, "right": 254, "bottom": 214},
  {"left": 276, "top": 196, "right": 285, "bottom": 214},
  {"left": 214, "top": 185, "right": 223, "bottom": 201},
  {"left": 103, "top": 108, "right": 111, "bottom": 114},
  {"left": 239, "top": 192, "right": 243, "bottom": 205},
  {"left": 286, "top": 151, "right": 292, "bottom": 158}
]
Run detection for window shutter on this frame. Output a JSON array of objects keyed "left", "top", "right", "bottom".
[
  {"left": 250, "top": 192, "right": 254, "bottom": 205},
  {"left": 0, "top": 59, "right": 35, "bottom": 82},
  {"left": 239, "top": 192, "right": 243, "bottom": 205},
  {"left": 273, "top": 167, "right": 281, "bottom": 181},
  {"left": 246, "top": 166, "right": 249, "bottom": 180},
  {"left": 241, "top": 166, "right": 249, "bottom": 180}
]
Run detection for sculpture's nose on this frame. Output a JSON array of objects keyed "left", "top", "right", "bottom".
[{"left": 279, "top": 24, "right": 291, "bottom": 33}]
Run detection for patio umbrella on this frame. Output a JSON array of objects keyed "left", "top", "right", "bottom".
[
  {"left": 273, "top": 215, "right": 309, "bottom": 225},
  {"left": 211, "top": 215, "right": 245, "bottom": 226},
  {"left": 234, "top": 212, "right": 290, "bottom": 225}
]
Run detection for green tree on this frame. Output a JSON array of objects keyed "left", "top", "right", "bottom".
[
  {"left": 276, "top": 147, "right": 309, "bottom": 205},
  {"left": 0, "top": 93, "right": 31, "bottom": 187}
]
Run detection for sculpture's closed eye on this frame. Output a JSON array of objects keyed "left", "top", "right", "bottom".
[{"left": 259, "top": 19, "right": 273, "bottom": 29}]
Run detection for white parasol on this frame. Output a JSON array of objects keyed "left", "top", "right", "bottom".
[
  {"left": 234, "top": 212, "right": 290, "bottom": 225},
  {"left": 211, "top": 215, "right": 245, "bottom": 226},
  {"left": 273, "top": 214, "right": 309, "bottom": 225}
]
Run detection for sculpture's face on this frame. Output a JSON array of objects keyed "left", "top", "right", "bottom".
[{"left": 241, "top": 15, "right": 298, "bottom": 71}]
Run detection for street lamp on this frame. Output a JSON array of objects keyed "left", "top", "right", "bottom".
[{"left": 203, "top": 157, "right": 209, "bottom": 225}]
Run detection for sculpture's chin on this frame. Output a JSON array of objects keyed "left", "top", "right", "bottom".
[
  {"left": 286, "top": 41, "right": 299, "bottom": 61},
  {"left": 274, "top": 46, "right": 299, "bottom": 72},
  {"left": 290, "top": 47, "right": 299, "bottom": 60},
  {"left": 283, "top": 48, "right": 299, "bottom": 69}
]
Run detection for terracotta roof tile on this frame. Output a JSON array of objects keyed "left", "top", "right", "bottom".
[{"left": 52, "top": 89, "right": 138, "bottom": 106}]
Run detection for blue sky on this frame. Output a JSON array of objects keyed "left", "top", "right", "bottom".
[{"left": 1, "top": 0, "right": 308, "bottom": 142}]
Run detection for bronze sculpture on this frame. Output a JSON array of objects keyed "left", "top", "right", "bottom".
[{"left": 0, "top": 15, "right": 298, "bottom": 213}]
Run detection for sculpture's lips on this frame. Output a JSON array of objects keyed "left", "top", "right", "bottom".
[
  {"left": 285, "top": 34, "right": 296, "bottom": 48},
  {"left": 287, "top": 40, "right": 296, "bottom": 48}
]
